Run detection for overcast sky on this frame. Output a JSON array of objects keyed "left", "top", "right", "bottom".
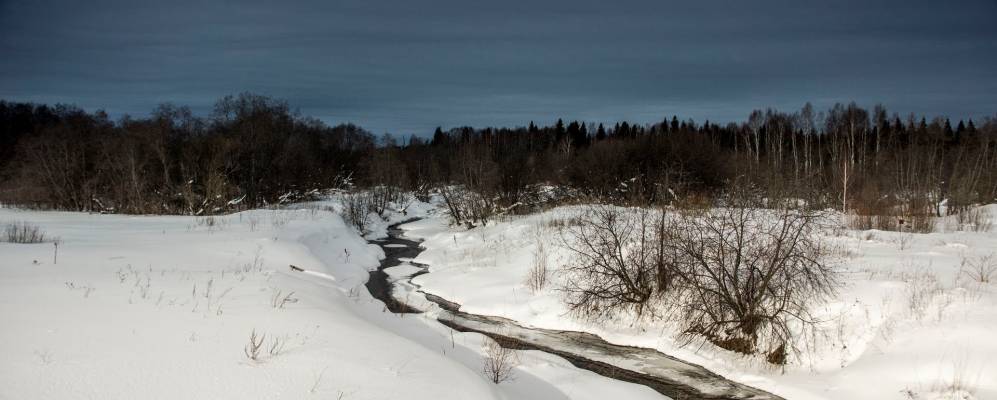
[{"left": 1, "top": 0, "right": 995, "bottom": 135}]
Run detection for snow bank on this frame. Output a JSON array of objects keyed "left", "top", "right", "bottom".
[
  {"left": 405, "top": 205, "right": 997, "bottom": 400},
  {"left": 0, "top": 203, "right": 666, "bottom": 400}
]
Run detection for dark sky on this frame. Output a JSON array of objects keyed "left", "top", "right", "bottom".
[{"left": 2, "top": 0, "right": 995, "bottom": 135}]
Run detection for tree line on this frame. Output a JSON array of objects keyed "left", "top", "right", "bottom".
[{"left": 2, "top": 94, "right": 996, "bottom": 227}]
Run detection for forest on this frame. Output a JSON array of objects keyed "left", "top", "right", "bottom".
[{"left": 2, "top": 93, "right": 995, "bottom": 232}]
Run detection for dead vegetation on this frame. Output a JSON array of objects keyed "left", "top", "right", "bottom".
[
  {"left": 560, "top": 183, "right": 838, "bottom": 363},
  {"left": 524, "top": 240, "right": 550, "bottom": 293},
  {"left": 3, "top": 220, "right": 46, "bottom": 243},
  {"left": 244, "top": 329, "right": 287, "bottom": 362},
  {"left": 482, "top": 339, "right": 518, "bottom": 384}
]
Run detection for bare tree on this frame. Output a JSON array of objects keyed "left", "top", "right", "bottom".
[
  {"left": 662, "top": 186, "right": 837, "bottom": 361},
  {"left": 482, "top": 339, "right": 517, "bottom": 384},
  {"left": 559, "top": 205, "right": 668, "bottom": 318}
]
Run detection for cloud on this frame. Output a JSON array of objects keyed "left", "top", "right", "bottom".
[{"left": 2, "top": 0, "right": 995, "bottom": 134}]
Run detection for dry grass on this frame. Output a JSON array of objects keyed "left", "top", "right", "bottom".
[
  {"left": 3, "top": 221, "right": 46, "bottom": 243},
  {"left": 524, "top": 240, "right": 549, "bottom": 293},
  {"left": 962, "top": 253, "right": 996, "bottom": 284}
]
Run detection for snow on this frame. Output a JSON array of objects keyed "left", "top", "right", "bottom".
[
  {"left": 0, "top": 205, "right": 661, "bottom": 400},
  {"left": 5, "top": 196, "right": 994, "bottom": 400},
  {"left": 404, "top": 204, "right": 997, "bottom": 400}
]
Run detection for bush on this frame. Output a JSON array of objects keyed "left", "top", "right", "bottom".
[
  {"left": 439, "top": 185, "right": 496, "bottom": 228},
  {"left": 341, "top": 186, "right": 404, "bottom": 234},
  {"left": 482, "top": 339, "right": 517, "bottom": 384},
  {"left": 524, "top": 240, "right": 549, "bottom": 293},
  {"left": 957, "top": 207, "right": 993, "bottom": 232},
  {"left": 561, "top": 184, "right": 838, "bottom": 363},
  {"left": 3, "top": 221, "right": 46, "bottom": 243},
  {"left": 342, "top": 191, "right": 375, "bottom": 234},
  {"left": 560, "top": 206, "right": 668, "bottom": 318},
  {"left": 663, "top": 189, "right": 836, "bottom": 359},
  {"left": 963, "top": 253, "right": 996, "bottom": 284}
]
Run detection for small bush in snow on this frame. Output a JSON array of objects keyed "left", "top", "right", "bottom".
[
  {"left": 561, "top": 182, "right": 838, "bottom": 363},
  {"left": 439, "top": 185, "right": 496, "bottom": 228},
  {"left": 962, "top": 253, "right": 996, "bottom": 284},
  {"left": 560, "top": 205, "right": 663, "bottom": 318},
  {"left": 524, "top": 240, "right": 549, "bottom": 293},
  {"left": 482, "top": 339, "right": 517, "bottom": 384},
  {"left": 3, "top": 221, "right": 46, "bottom": 243},
  {"left": 270, "top": 288, "right": 298, "bottom": 309},
  {"left": 342, "top": 191, "right": 374, "bottom": 234},
  {"left": 957, "top": 207, "right": 993, "bottom": 233},
  {"left": 244, "top": 329, "right": 265, "bottom": 361},
  {"left": 902, "top": 267, "right": 941, "bottom": 321},
  {"left": 244, "top": 329, "right": 286, "bottom": 362}
]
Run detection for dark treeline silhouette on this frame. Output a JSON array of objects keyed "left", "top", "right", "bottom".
[
  {"left": 0, "top": 94, "right": 372, "bottom": 214},
  {"left": 2, "top": 94, "right": 996, "bottom": 228}
]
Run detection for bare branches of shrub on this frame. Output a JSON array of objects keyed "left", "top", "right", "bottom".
[
  {"left": 962, "top": 253, "right": 996, "bottom": 284},
  {"left": 343, "top": 191, "right": 374, "bottom": 234},
  {"left": 559, "top": 206, "right": 665, "bottom": 318},
  {"left": 439, "top": 185, "right": 496, "bottom": 228},
  {"left": 902, "top": 267, "right": 941, "bottom": 321},
  {"left": 244, "top": 329, "right": 265, "bottom": 361},
  {"left": 3, "top": 221, "right": 46, "bottom": 243},
  {"left": 244, "top": 329, "right": 287, "bottom": 362},
  {"left": 560, "top": 184, "right": 838, "bottom": 363},
  {"left": 341, "top": 186, "right": 404, "bottom": 234},
  {"left": 271, "top": 288, "right": 298, "bottom": 309},
  {"left": 482, "top": 339, "right": 517, "bottom": 384},
  {"left": 957, "top": 207, "right": 993, "bottom": 232},
  {"left": 664, "top": 189, "right": 837, "bottom": 360},
  {"left": 524, "top": 240, "right": 549, "bottom": 293}
]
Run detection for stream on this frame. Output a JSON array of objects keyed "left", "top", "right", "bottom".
[{"left": 367, "top": 220, "right": 784, "bottom": 400}]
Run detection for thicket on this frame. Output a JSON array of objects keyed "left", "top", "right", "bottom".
[{"left": 2, "top": 96, "right": 995, "bottom": 227}]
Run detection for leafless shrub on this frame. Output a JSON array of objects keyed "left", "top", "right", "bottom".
[
  {"left": 247, "top": 214, "right": 261, "bottom": 231},
  {"left": 310, "top": 367, "right": 329, "bottom": 394},
  {"left": 957, "top": 207, "right": 993, "bottom": 232},
  {"left": 195, "top": 215, "right": 227, "bottom": 230},
  {"left": 844, "top": 213, "right": 935, "bottom": 233},
  {"left": 524, "top": 240, "right": 549, "bottom": 293},
  {"left": 368, "top": 185, "right": 403, "bottom": 216},
  {"left": 242, "top": 246, "right": 265, "bottom": 273},
  {"left": 559, "top": 205, "right": 666, "bottom": 318},
  {"left": 844, "top": 214, "right": 898, "bottom": 231},
  {"left": 962, "top": 253, "right": 996, "bottom": 284},
  {"left": 244, "top": 329, "right": 265, "bottom": 361},
  {"left": 902, "top": 267, "right": 941, "bottom": 321},
  {"left": 268, "top": 335, "right": 286, "bottom": 357},
  {"left": 482, "top": 339, "right": 517, "bottom": 384},
  {"left": 342, "top": 191, "right": 374, "bottom": 234},
  {"left": 542, "top": 215, "right": 584, "bottom": 229},
  {"left": 664, "top": 190, "right": 837, "bottom": 360},
  {"left": 271, "top": 288, "right": 298, "bottom": 309},
  {"left": 3, "top": 221, "right": 46, "bottom": 243},
  {"left": 929, "top": 357, "right": 979, "bottom": 399},
  {"left": 270, "top": 210, "right": 290, "bottom": 229},
  {"left": 244, "top": 329, "right": 287, "bottom": 362},
  {"left": 561, "top": 183, "right": 838, "bottom": 363},
  {"left": 439, "top": 185, "right": 496, "bottom": 228}
]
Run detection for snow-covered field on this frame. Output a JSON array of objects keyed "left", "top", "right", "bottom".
[
  {"left": 404, "top": 205, "right": 997, "bottom": 400},
  {"left": 0, "top": 204, "right": 660, "bottom": 400}
]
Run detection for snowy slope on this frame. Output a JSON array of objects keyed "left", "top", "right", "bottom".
[
  {"left": 0, "top": 205, "right": 660, "bottom": 400},
  {"left": 405, "top": 205, "right": 997, "bottom": 400}
]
